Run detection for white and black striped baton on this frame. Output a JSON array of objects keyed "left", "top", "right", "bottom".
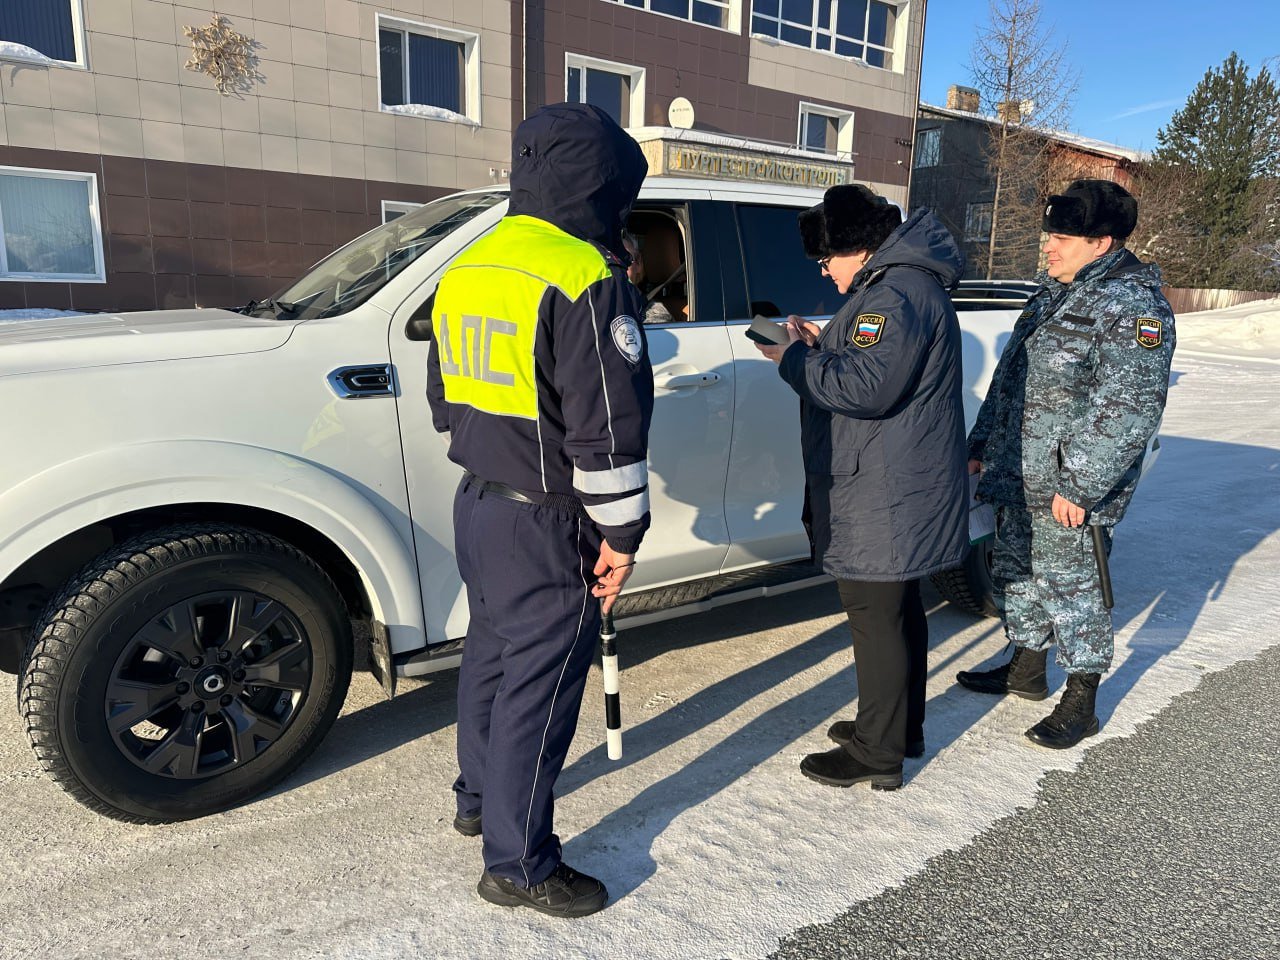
[{"left": 599, "top": 602, "right": 622, "bottom": 760}]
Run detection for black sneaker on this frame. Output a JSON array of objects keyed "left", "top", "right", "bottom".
[
  {"left": 476, "top": 863, "right": 609, "bottom": 918},
  {"left": 453, "top": 812, "right": 482, "bottom": 837},
  {"left": 800, "top": 746, "right": 902, "bottom": 790},
  {"left": 827, "top": 720, "right": 924, "bottom": 759}
]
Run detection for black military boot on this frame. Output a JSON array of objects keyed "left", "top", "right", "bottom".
[
  {"left": 477, "top": 863, "right": 608, "bottom": 918},
  {"left": 827, "top": 721, "right": 925, "bottom": 759},
  {"left": 1026, "top": 672, "right": 1101, "bottom": 749},
  {"left": 956, "top": 645, "right": 1049, "bottom": 700},
  {"left": 800, "top": 746, "right": 903, "bottom": 790}
]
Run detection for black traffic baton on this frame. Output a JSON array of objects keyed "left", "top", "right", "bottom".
[
  {"left": 599, "top": 602, "right": 622, "bottom": 760},
  {"left": 1090, "top": 523, "right": 1114, "bottom": 610}
]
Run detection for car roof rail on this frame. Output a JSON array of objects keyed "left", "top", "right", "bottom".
[{"left": 950, "top": 280, "right": 1037, "bottom": 310}]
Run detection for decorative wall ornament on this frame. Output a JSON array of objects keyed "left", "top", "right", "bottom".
[{"left": 182, "top": 15, "right": 262, "bottom": 96}]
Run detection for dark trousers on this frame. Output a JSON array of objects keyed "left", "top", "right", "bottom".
[
  {"left": 835, "top": 578, "right": 927, "bottom": 768},
  {"left": 452, "top": 476, "right": 602, "bottom": 888}
]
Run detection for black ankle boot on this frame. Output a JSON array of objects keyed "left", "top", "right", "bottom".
[
  {"left": 956, "top": 645, "right": 1049, "bottom": 700},
  {"left": 800, "top": 746, "right": 903, "bottom": 790},
  {"left": 1026, "top": 672, "right": 1101, "bottom": 749}
]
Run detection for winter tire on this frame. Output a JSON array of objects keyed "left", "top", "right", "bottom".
[
  {"left": 930, "top": 538, "right": 1001, "bottom": 618},
  {"left": 18, "top": 525, "right": 352, "bottom": 824}
]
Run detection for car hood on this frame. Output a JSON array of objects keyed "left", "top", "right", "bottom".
[{"left": 0, "top": 309, "right": 295, "bottom": 379}]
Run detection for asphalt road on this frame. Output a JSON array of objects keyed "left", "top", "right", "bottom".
[{"left": 772, "top": 642, "right": 1280, "bottom": 960}]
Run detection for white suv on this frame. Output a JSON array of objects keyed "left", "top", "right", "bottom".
[{"left": 0, "top": 180, "right": 1019, "bottom": 822}]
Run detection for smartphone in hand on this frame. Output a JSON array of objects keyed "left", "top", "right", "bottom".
[{"left": 745, "top": 314, "right": 791, "bottom": 346}]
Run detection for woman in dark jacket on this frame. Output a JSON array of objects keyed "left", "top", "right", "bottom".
[{"left": 756, "top": 184, "right": 968, "bottom": 790}]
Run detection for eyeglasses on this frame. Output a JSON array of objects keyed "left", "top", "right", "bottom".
[{"left": 818, "top": 256, "right": 833, "bottom": 272}]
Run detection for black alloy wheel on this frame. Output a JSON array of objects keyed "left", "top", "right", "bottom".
[{"left": 105, "top": 591, "right": 314, "bottom": 780}]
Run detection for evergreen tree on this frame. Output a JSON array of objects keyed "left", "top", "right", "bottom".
[{"left": 1155, "top": 53, "right": 1280, "bottom": 289}]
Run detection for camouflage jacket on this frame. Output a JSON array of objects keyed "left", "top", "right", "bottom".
[{"left": 968, "top": 248, "right": 1175, "bottom": 524}]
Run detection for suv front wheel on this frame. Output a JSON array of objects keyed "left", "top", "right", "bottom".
[{"left": 19, "top": 525, "right": 353, "bottom": 823}]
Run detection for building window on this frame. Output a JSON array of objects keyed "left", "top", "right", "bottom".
[
  {"left": 798, "top": 103, "right": 853, "bottom": 156},
  {"left": 377, "top": 16, "right": 480, "bottom": 124},
  {"left": 965, "top": 201, "right": 993, "bottom": 242},
  {"left": 751, "top": 0, "right": 899, "bottom": 68},
  {"left": 913, "top": 127, "right": 941, "bottom": 168},
  {"left": 0, "top": 167, "right": 104, "bottom": 282},
  {"left": 0, "top": 0, "right": 86, "bottom": 67},
  {"left": 381, "top": 200, "right": 422, "bottom": 223},
  {"left": 566, "top": 55, "right": 646, "bottom": 128},
  {"left": 604, "top": 0, "right": 736, "bottom": 32}
]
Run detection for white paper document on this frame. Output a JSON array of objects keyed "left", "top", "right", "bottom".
[{"left": 969, "top": 471, "right": 996, "bottom": 544}]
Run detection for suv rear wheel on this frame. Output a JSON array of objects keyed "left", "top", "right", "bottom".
[
  {"left": 19, "top": 525, "right": 352, "bottom": 823},
  {"left": 930, "top": 538, "right": 1001, "bottom": 618}
]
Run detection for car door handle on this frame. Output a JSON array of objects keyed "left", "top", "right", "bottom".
[{"left": 660, "top": 372, "right": 721, "bottom": 390}]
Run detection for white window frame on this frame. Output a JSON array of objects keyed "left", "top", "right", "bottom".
[
  {"left": 565, "top": 54, "right": 647, "bottom": 130},
  {"left": 375, "top": 14, "right": 481, "bottom": 125},
  {"left": 0, "top": 165, "right": 105, "bottom": 283},
  {"left": 381, "top": 200, "right": 422, "bottom": 222},
  {"left": 913, "top": 126, "right": 941, "bottom": 168},
  {"left": 0, "top": 0, "right": 88, "bottom": 69},
  {"left": 600, "top": 0, "right": 742, "bottom": 35},
  {"left": 750, "top": 0, "right": 902, "bottom": 69},
  {"left": 797, "top": 102, "right": 854, "bottom": 158}
]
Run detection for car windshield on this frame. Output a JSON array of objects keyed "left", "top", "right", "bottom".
[{"left": 245, "top": 191, "right": 506, "bottom": 320}]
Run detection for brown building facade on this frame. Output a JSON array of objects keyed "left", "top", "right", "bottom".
[{"left": 1, "top": 0, "right": 924, "bottom": 313}]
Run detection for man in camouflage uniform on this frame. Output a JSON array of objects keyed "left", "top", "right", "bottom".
[{"left": 956, "top": 179, "right": 1175, "bottom": 748}]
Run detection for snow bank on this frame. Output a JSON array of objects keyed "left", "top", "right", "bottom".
[
  {"left": 0, "top": 41, "right": 58, "bottom": 64},
  {"left": 380, "top": 103, "right": 476, "bottom": 125},
  {"left": 0, "top": 309, "right": 85, "bottom": 323},
  {"left": 1175, "top": 296, "right": 1280, "bottom": 363}
]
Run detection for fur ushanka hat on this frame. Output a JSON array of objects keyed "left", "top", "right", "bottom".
[
  {"left": 1043, "top": 179, "right": 1138, "bottom": 240},
  {"left": 797, "top": 184, "right": 904, "bottom": 260}
]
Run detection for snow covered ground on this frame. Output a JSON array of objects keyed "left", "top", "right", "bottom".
[{"left": 0, "top": 304, "right": 1277, "bottom": 960}]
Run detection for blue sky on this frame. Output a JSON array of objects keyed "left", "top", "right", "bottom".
[{"left": 920, "top": 0, "right": 1280, "bottom": 152}]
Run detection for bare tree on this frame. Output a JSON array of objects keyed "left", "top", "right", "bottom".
[{"left": 969, "top": 0, "right": 1078, "bottom": 278}]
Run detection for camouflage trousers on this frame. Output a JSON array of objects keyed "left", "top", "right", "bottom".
[{"left": 992, "top": 506, "right": 1115, "bottom": 674}]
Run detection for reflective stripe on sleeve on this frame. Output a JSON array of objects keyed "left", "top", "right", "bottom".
[
  {"left": 583, "top": 489, "right": 650, "bottom": 527},
  {"left": 573, "top": 461, "right": 648, "bottom": 495}
]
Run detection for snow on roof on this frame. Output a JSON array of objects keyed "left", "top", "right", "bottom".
[{"left": 919, "top": 102, "right": 1146, "bottom": 163}]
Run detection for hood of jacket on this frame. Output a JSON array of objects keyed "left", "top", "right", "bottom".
[
  {"left": 507, "top": 103, "right": 649, "bottom": 257},
  {"left": 861, "top": 208, "right": 966, "bottom": 290}
]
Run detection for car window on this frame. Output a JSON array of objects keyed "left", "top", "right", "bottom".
[
  {"left": 249, "top": 191, "right": 505, "bottom": 321},
  {"left": 735, "top": 204, "right": 843, "bottom": 319},
  {"left": 626, "top": 206, "right": 692, "bottom": 324}
]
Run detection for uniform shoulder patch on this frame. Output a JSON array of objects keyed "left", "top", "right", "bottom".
[
  {"left": 851, "top": 313, "right": 886, "bottom": 348},
  {"left": 1135, "top": 317, "right": 1163, "bottom": 349},
  {"left": 611, "top": 315, "right": 644, "bottom": 365}
]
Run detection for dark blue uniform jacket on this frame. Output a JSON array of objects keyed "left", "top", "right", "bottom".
[{"left": 779, "top": 209, "right": 969, "bottom": 582}]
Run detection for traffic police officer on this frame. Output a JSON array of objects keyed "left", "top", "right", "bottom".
[
  {"left": 426, "top": 103, "right": 653, "bottom": 918},
  {"left": 958, "top": 179, "right": 1175, "bottom": 748}
]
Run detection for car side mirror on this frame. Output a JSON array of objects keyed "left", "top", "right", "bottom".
[{"left": 405, "top": 295, "right": 434, "bottom": 341}]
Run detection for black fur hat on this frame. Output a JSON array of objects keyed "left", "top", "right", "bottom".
[
  {"left": 1043, "top": 179, "right": 1138, "bottom": 240},
  {"left": 795, "top": 185, "right": 903, "bottom": 260}
]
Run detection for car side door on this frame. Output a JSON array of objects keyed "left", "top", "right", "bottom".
[{"left": 718, "top": 199, "right": 847, "bottom": 572}]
